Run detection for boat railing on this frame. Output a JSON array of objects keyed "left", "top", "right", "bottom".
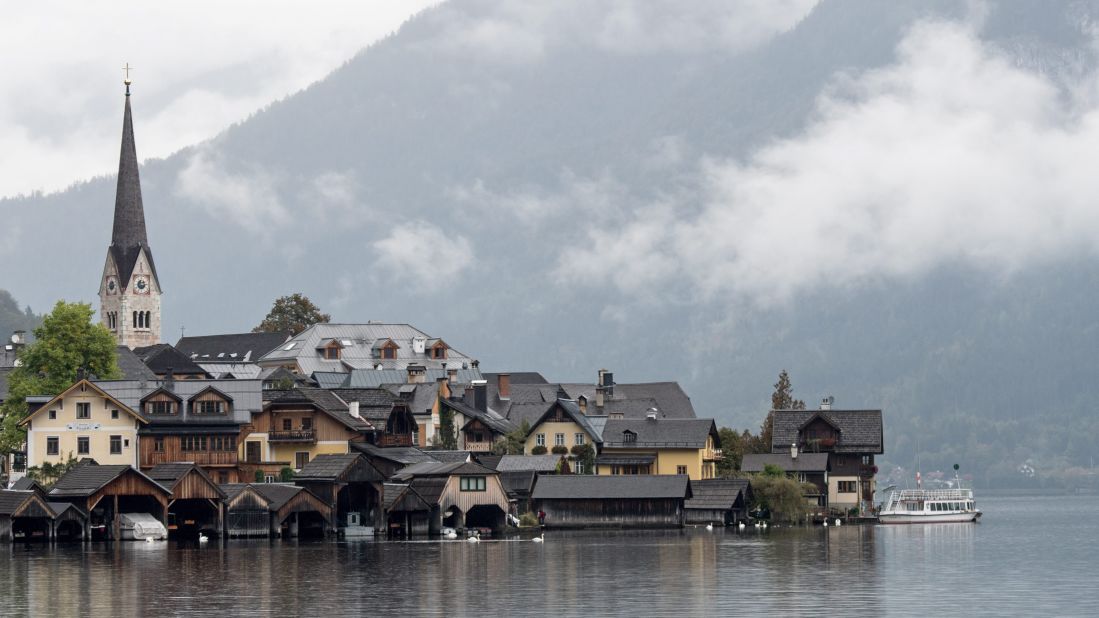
[{"left": 894, "top": 488, "right": 973, "bottom": 500}]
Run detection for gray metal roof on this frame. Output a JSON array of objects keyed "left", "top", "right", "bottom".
[
  {"left": 115, "top": 346, "right": 158, "bottom": 382},
  {"left": 601, "top": 418, "right": 718, "bottom": 449},
  {"left": 351, "top": 442, "right": 437, "bottom": 465},
  {"left": 495, "top": 455, "right": 560, "bottom": 472},
  {"left": 294, "top": 453, "right": 363, "bottom": 480},
  {"left": 256, "top": 323, "right": 476, "bottom": 376},
  {"left": 95, "top": 379, "right": 263, "bottom": 425},
  {"left": 425, "top": 451, "right": 472, "bottom": 464},
  {"left": 559, "top": 381, "right": 697, "bottom": 419},
  {"left": 532, "top": 475, "right": 692, "bottom": 500},
  {"left": 391, "top": 461, "right": 496, "bottom": 482},
  {"left": 342, "top": 367, "right": 482, "bottom": 389},
  {"left": 771, "top": 409, "right": 884, "bottom": 454},
  {"left": 741, "top": 453, "right": 830, "bottom": 473}
]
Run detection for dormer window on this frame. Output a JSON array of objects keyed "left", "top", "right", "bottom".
[
  {"left": 622, "top": 430, "right": 637, "bottom": 443},
  {"left": 321, "top": 341, "right": 342, "bottom": 360},
  {"left": 431, "top": 342, "right": 448, "bottom": 359},
  {"left": 195, "top": 400, "right": 224, "bottom": 415},
  {"left": 375, "top": 339, "right": 400, "bottom": 360},
  {"left": 188, "top": 387, "right": 233, "bottom": 416}
]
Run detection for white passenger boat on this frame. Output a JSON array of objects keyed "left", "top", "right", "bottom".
[{"left": 879, "top": 486, "right": 981, "bottom": 524}]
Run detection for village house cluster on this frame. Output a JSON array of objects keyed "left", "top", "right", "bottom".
[{"left": 0, "top": 83, "right": 882, "bottom": 542}]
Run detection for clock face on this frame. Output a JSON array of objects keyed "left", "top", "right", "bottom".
[
  {"left": 106, "top": 278, "right": 117, "bottom": 294},
  {"left": 135, "top": 277, "right": 148, "bottom": 294}
]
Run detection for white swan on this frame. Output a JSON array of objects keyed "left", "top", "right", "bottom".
[
  {"left": 532, "top": 533, "right": 544, "bottom": 543},
  {"left": 198, "top": 533, "right": 209, "bottom": 543},
  {"left": 705, "top": 523, "right": 713, "bottom": 531},
  {"left": 466, "top": 535, "right": 480, "bottom": 543},
  {"left": 445, "top": 531, "right": 457, "bottom": 539},
  {"left": 738, "top": 521, "right": 746, "bottom": 530},
  {"left": 823, "top": 519, "right": 829, "bottom": 527},
  {"left": 835, "top": 519, "right": 842, "bottom": 526},
  {"left": 762, "top": 521, "right": 768, "bottom": 529}
]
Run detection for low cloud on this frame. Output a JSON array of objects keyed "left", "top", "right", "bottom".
[
  {"left": 372, "top": 221, "right": 474, "bottom": 290},
  {"left": 175, "top": 148, "right": 290, "bottom": 234},
  {"left": 555, "top": 21, "right": 1099, "bottom": 306}
]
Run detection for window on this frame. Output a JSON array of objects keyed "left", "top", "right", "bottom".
[
  {"left": 111, "top": 409, "right": 119, "bottom": 420},
  {"left": 301, "top": 417, "right": 313, "bottom": 430},
  {"left": 77, "top": 436, "right": 90, "bottom": 455},
  {"left": 676, "top": 465, "right": 688, "bottom": 475},
  {"left": 196, "top": 400, "right": 223, "bottom": 415},
  {"left": 295, "top": 452, "right": 310, "bottom": 470},
  {"left": 218, "top": 471, "right": 229, "bottom": 484},
  {"left": 77, "top": 403, "right": 91, "bottom": 419},
  {"left": 110, "top": 435, "right": 122, "bottom": 455},
  {"left": 622, "top": 431, "right": 636, "bottom": 443},
  {"left": 154, "top": 437, "right": 165, "bottom": 453},
  {"left": 536, "top": 433, "right": 546, "bottom": 446},
  {"left": 264, "top": 475, "right": 276, "bottom": 483},
  {"left": 460, "top": 476, "right": 487, "bottom": 491},
  {"left": 47, "top": 436, "right": 59, "bottom": 456},
  {"left": 575, "top": 433, "right": 585, "bottom": 446},
  {"left": 246, "top": 442, "right": 261, "bottom": 463},
  {"left": 838, "top": 481, "right": 857, "bottom": 493},
  {"left": 323, "top": 345, "right": 341, "bottom": 360},
  {"left": 181, "top": 436, "right": 208, "bottom": 452},
  {"left": 862, "top": 455, "right": 872, "bottom": 465},
  {"left": 283, "top": 418, "right": 293, "bottom": 431},
  {"left": 148, "top": 401, "right": 175, "bottom": 415},
  {"left": 555, "top": 433, "right": 565, "bottom": 446},
  {"left": 48, "top": 410, "right": 57, "bottom": 420},
  {"left": 432, "top": 345, "right": 447, "bottom": 359}
]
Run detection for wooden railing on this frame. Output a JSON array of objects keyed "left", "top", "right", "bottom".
[
  {"left": 145, "top": 450, "right": 238, "bottom": 466},
  {"left": 462, "top": 440, "right": 494, "bottom": 452},
  {"left": 377, "top": 434, "right": 413, "bottom": 447},
  {"left": 268, "top": 429, "right": 316, "bottom": 442}
]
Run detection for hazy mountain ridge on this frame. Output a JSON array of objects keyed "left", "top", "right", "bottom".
[{"left": 4, "top": 0, "right": 1099, "bottom": 486}]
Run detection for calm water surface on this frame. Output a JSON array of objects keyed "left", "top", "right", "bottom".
[{"left": 2, "top": 495, "right": 1097, "bottom": 616}]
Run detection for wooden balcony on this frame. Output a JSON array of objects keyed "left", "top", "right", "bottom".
[
  {"left": 268, "top": 429, "right": 316, "bottom": 443},
  {"left": 377, "top": 434, "right": 413, "bottom": 448},
  {"left": 144, "top": 450, "right": 238, "bottom": 467},
  {"left": 463, "top": 440, "right": 494, "bottom": 453}
]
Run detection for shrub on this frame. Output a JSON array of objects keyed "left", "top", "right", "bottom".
[
  {"left": 254, "top": 470, "right": 265, "bottom": 483},
  {"left": 551, "top": 445, "right": 569, "bottom": 455},
  {"left": 280, "top": 467, "right": 295, "bottom": 482},
  {"left": 519, "top": 512, "right": 539, "bottom": 527},
  {"left": 531, "top": 445, "right": 548, "bottom": 455}
]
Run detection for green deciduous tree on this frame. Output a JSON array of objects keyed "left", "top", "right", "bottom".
[
  {"left": 253, "top": 293, "right": 331, "bottom": 336},
  {"left": 491, "top": 420, "right": 531, "bottom": 455},
  {"left": 0, "top": 301, "right": 120, "bottom": 453},
  {"left": 570, "top": 443, "right": 595, "bottom": 474},
  {"left": 434, "top": 405, "right": 458, "bottom": 450},
  {"left": 750, "top": 473, "right": 814, "bottom": 524}
]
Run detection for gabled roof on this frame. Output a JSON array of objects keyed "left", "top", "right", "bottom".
[
  {"left": 266, "top": 387, "right": 372, "bottom": 432},
  {"left": 10, "top": 476, "right": 46, "bottom": 493},
  {"left": 176, "top": 332, "right": 292, "bottom": 364},
  {"left": 247, "top": 483, "right": 310, "bottom": 511},
  {"left": 771, "top": 409, "right": 884, "bottom": 454},
  {"left": 146, "top": 463, "right": 226, "bottom": 498},
  {"left": 532, "top": 475, "right": 692, "bottom": 500},
  {"left": 600, "top": 418, "right": 719, "bottom": 449},
  {"left": 559, "top": 381, "right": 696, "bottom": 419},
  {"left": 0, "top": 490, "right": 55, "bottom": 517},
  {"left": 49, "top": 464, "right": 170, "bottom": 498},
  {"left": 741, "top": 453, "right": 830, "bottom": 473},
  {"left": 294, "top": 453, "right": 385, "bottom": 482},
  {"left": 133, "top": 344, "right": 208, "bottom": 376},
  {"left": 140, "top": 386, "right": 182, "bottom": 403},
  {"left": 383, "top": 482, "right": 433, "bottom": 512},
  {"left": 441, "top": 397, "right": 515, "bottom": 435},
  {"left": 186, "top": 385, "right": 234, "bottom": 403},
  {"left": 499, "top": 470, "right": 538, "bottom": 497},
  {"left": 97, "top": 379, "right": 262, "bottom": 426},
  {"left": 527, "top": 399, "right": 603, "bottom": 445},
  {"left": 425, "top": 451, "right": 472, "bottom": 464},
  {"left": 483, "top": 372, "right": 548, "bottom": 385},
  {"left": 115, "top": 346, "right": 158, "bottom": 381},
  {"left": 19, "top": 380, "right": 145, "bottom": 427},
  {"left": 340, "top": 367, "right": 483, "bottom": 389},
  {"left": 391, "top": 461, "right": 497, "bottom": 482},
  {"left": 350, "top": 442, "right": 437, "bottom": 466},
  {"left": 685, "top": 479, "right": 752, "bottom": 510}
]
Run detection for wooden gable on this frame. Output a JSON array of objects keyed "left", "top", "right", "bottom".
[
  {"left": 165, "top": 468, "right": 226, "bottom": 501},
  {"left": 226, "top": 486, "right": 270, "bottom": 511},
  {"left": 86, "top": 469, "right": 170, "bottom": 512},
  {"left": 12, "top": 493, "right": 56, "bottom": 519},
  {"left": 188, "top": 386, "right": 233, "bottom": 415},
  {"left": 275, "top": 488, "right": 332, "bottom": 522}
]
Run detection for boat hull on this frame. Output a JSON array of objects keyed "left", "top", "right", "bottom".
[{"left": 879, "top": 511, "right": 980, "bottom": 524}]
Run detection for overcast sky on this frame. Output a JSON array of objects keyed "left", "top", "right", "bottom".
[{"left": 0, "top": 1, "right": 438, "bottom": 199}]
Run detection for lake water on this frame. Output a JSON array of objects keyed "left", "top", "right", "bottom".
[{"left": 2, "top": 494, "right": 1097, "bottom": 616}]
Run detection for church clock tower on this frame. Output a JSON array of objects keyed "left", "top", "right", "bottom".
[{"left": 100, "top": 69, "right": 161, "bottom": 349}]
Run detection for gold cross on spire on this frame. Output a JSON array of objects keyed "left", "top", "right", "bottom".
[{"left": 122, "top": 62, "right": 133, "bottom": 96}]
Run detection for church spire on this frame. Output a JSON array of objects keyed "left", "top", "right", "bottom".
[{"left": 111, "top": 67, "right": 148, "bottom": 252}]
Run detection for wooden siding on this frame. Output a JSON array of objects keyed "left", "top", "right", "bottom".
[
  {"left": 439, "top": 475, "right": 509, "bottom": 515},
  {"left": 140, "top": 435, "right": 238, "bottom": 468},
  {"left": 275, "top": 490, "right": 332, "bottom": 524},
  {"left": 167, "top": 470, "right": 223, "bottom": 500},
  {"left": 226, "top": 487, "right": 269, "bottom": 512},
  {"left": 86, "top": 471, "right": 170, "bottom": 514},
  {"left": 535, "top": 498, "right": 685, "bottom": 529}
]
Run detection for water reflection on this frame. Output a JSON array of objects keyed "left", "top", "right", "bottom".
[{"left": 3, "top": 497, "right": 1097, "bottom": 617}]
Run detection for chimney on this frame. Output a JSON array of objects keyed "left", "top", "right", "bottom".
[
  {"left": 577, "top": 396, "right": 587, "bottom": 415},
  {"left": 791, "top": 443, "right": 798, "bottom": 459},
  {"left": 349, "top": 401, "right": 361, "bottom": 419},
  {"left": 472, "top": 379, "right": 488, "bottom": 412},
  {"left": 76, "top": 367, "right": 86, "bottom": 382},
  {"left": 602, "top": 371, "right": 614, "bottom": 398},
  {"left": 497, "top": 373, "right": 511, "bottom": 400},
  {"left": 436, "top": 377, "right": 451, "bottom": 401},
  {"left": 165, "top": 367, "right": 175, "bottom": 391},
  {"left": 447, "top": 368, "right": 458, "bottom": 383},
  {"left": 821, "top": 396, "right": 834, "bottom": 411},
  {"left": 406, "top": 365, "right": 426, "bottom": 384},
  {"left": 595, "top": 386, "right": 605, "bottom": 410},
  {"left": 646, "top": 407, "right": 658, "bottom": 421}
]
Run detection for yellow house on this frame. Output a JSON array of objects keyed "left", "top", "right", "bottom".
[
  {"left": 523, "top": 400, "right": 603, "bottom": 471},
  {"left": 596, "top": 417, "right": 721, "bottom": 481},
  {"left": 20, "top": 380, "right": 145, "bottom": 468},
  {"left": 239, "top": 387, "right": 390, "bottom": 480}
]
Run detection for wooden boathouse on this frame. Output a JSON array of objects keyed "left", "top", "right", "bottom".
[
  {"left": 147, "top": 463, "right": 226, "bottom": 538},
  {"left": 531, "top": 475, "right": 692, "bottom": 529},
  {"left": 294, "top": 453, "right": 387, "bottom": 533},
  {"left": 390, "top": 462, "right": 510, "bottom": 533},
  {"left": 0, "top": 490, "right": 55, "bottom": 542},
  {"left": 48, "top": 463, "right": 171, "bottom": 540},
  {"left": 684, "top": 478, "right": 752, "bottom": 526},
  {"left": 222, "top": 483, "right": 332, "bottom": 538}
]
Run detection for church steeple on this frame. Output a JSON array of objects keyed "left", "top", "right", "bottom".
[{"left": 100, "top": 68, "right": 162, "bottom": 349}]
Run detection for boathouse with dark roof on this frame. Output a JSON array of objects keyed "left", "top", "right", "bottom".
[{"left": 531, "top": 475, "right": 692, "bottom": 529}]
